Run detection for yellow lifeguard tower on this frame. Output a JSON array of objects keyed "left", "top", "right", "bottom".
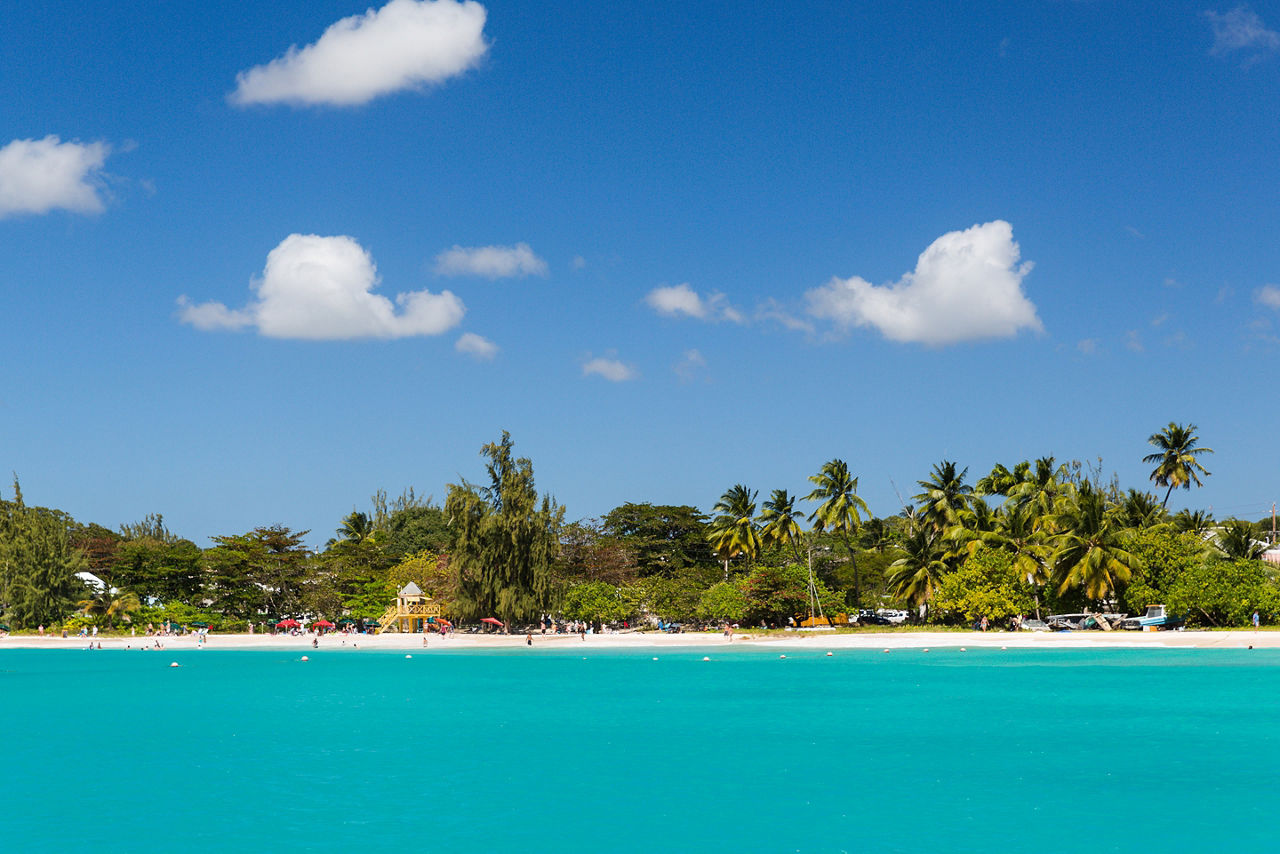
[{"left": 377, "top": 582, "right": 442, "bottom": 634}]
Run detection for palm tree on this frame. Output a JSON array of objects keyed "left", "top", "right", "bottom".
[
  {"left": 914, "top": 460, "right": 973, "bottom": 533},
  {"left": 1172, "top": 508, "right": 1215, "bottom": 536},
  {"left": 805, "top": 459, "right": 871, "bottom": 607},
  {"left": 1144, "top": 422, "right": 1214, "bottom": 509},
  {"left": 336, "top": 511, "right": 374, "bottom": 544},
  {"left": 77, "top": 587, "right": 142, "bottom": 629},
  {"left": 708, "top": 484, "right": 761, "bottom": 578},
  {"left": 1215, "top": 519, "right": 1266, "bottom": 560},
  {"left": 972, "top": 503, "right": 1052, "bottom": 618},
  {"left": 886, "top": 525, "right": 949, "bottom": 615},
  {"left": 1007, "top": 457, "right": 1070, "bottom": 517},
  {"left": 1050, "top": 485, "right": 1140, "bottom": 601},
  {"left": 1115, "top": 489, "right": 1168, "bottom": 530},
  {"left": 758, "top": 489, "right": 806, "bottom": 566}
]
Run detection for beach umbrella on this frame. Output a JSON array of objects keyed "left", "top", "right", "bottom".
[
  {"left": 481, "top": 617, "right": 504, "bottom": 627},
  {"left": 276, "top": 619, "right": 300, "bottom": 629},
  {"left": 190, "top": 621, "right": 209, "bottom": 628},
  {"left": 336, "top": 618, "right": 357, "bottom": 625},
  {"left": 314, "top": 619, "right": 335, "bottom": 628},
  {"left": 0, "top": 623, "right": 10, "bottom": 631},
  {"left": 363, "top": 619, "right": 380, "bottom": 627}
]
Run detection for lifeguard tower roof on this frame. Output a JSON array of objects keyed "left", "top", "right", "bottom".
[{"left": 398, "top": 582, "right": 424, "bottom": 597}]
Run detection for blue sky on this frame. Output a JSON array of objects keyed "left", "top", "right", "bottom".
[{"left": 4, "top": 0, "right": 1278, "bottom": 546}]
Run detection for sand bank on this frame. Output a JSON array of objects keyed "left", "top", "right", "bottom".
[{"left": 1, "top": 627, "right": 1274, "bottom": 651}]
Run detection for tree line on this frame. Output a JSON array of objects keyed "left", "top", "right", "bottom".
[{"left": 2, "top": 423, "right": 1276, "bottom": 632}]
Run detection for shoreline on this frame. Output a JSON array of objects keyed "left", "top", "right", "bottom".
[{"left": 1, "top": 628, "right": 1275, "bottom": 652}]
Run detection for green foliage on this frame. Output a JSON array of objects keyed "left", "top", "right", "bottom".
[
  {"left": 1144, "top": 422, "right": 1213, "bottom": 508},
  {"left": 0, "top": 480, "right": 87, "bottom": 628},
  {"left": 556, "top": 520, "right": 637, "bottom": 585},
  {"left": 561, "top": 581, "right": 630, "bottom": 624},
  {"left": 600, "top": 503, "right": 711, "bottom": 575},
  {"left": 739, "top": 563, "right": 843, "bottom": 625},
  {"left": 446, "top": 432, "right": 563, "bottom": 622},
  {"left": 1164, "top": 559, "right": 1280, "bottom": 627},
  {"left": 1118, "top": 529, "right": 1209, "bottom": 614},
  {"left": 933, "top": 547, "right": 1035, "bottom": 623},
  {"left": 697, "top": 581, "right": 747, "bottom": 623},
  {"left": 626, "top": 566, "right": 719, "bottom": 623},
  {"left": 110, "top": 537, "right": 204, "bottom": 603},
  {"left": 204, "top": 526, "right": 311, "bottom": 616},
  {"left": 708, "top": 484, "right": 762, "bottom": 573}
]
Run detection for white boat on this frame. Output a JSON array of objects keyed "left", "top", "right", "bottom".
[{"left": 1137, "top": 605, "right": 1183, "bottom": 630}]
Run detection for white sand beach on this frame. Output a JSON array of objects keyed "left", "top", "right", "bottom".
[{"left": 2, "top": 627, "right": 1276, "bottom": 651}]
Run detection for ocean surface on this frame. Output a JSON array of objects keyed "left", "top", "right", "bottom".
[{"left": 3, "top": 645, "right": 1276, "bottom": 852}]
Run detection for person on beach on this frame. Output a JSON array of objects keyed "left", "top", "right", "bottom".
[
  {"left": 1253, "top": 611, "right": 1261, "bottom": 629},
  {"left": 38, "top": 625, "right": 44, "bottom": 636},
  {"left": 422, "top": 635, "right": 428, "bottom": 648},
  {"left": 526, "top": 633, "right": 533, "bottom": 646}
]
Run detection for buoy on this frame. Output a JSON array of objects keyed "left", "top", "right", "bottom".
[
  {"left": 1001, "top": 646, "right": 1007, "bottom": 650},
  {"left": 300, "top": 655, "right": 309, "bottom": 661},
  {"left": 883, "top": 648, "right": 890, "bottom": 653},
  {"left": 826, "top": 651, "right": 833, "bottom": 657},
  {"left": 652, "top": 657, "right": 658, "bottom": 660},
  {"left": 922, "top": 648, "right": 930, "bottom": 652},
  {"left": 702, "top": 656, "right": 710, "bottom": 661},
  {"left": 405, "top": 654, "right": 412, "bottom": 659},
  {"left": 779, "top": 654, "right": 787, "bottom": 659},
  {"left": 169, "top": 662, "right": 180, "bottom": 668},
  {"left": 960, "top": 647, "right": 966, "bottom": 652}
]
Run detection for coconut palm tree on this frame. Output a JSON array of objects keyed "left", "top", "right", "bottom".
[
  {"left": 758, "top": 489, "right": 806, "bottom": 566},
  {"left": 886, "top": 525, "right": 949, "bottom": 615},
  {"left": 1050, "top": 484, "right": 1140, "bottom": 601},
  {"left": 708, "top": 484, "right": 761, "bottom": 578},
  {"left": 77, "top": 587, "right": 142, "bottom": 628},
  {"left": 1172, "top": 508, "right": 1215, "bottom": 536},
  {"left": 336, "top": 511, "right": 374, "bottom": 544},
  {"left": 805, "top": 459, "right": 871, "bottom": 606},
  {"left": 1215, "top": 519, "right": 1266, "bottom": 560},
  {"left": 914, "top": 461, "right": 974, "bottom": 533},
  {"left": 1144, "top": 422, "right": 1214, "bottom": 509},
  {"left": 1115, "top": 489, "right": 1169, "bottom": 530},
  {"left": 970, "top": 503, "right": 1052, "bottom": 618}
]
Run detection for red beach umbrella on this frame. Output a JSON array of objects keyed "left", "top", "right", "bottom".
[
  {"left": 314, "top": 619, "right": 335, "bottom": 628},
  {"left": 481, "top": 617, "right": 504, "bottom": 627},
  {"left": 276, "top": 619, "right": 300, "bottom": 628}
]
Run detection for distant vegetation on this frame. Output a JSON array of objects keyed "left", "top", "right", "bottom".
[{"left": 2, "top": 423, "right": 1277, "bottom": 632}]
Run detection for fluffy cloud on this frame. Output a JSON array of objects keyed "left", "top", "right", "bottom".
[
  {"left": 1256, "top": 284, "right": 1280, "bottom": 309},
  {"left": 674, "top": 348, "right": 708, "bottom": 382},
  {"left": 179, "top": 234, "right": 464, "bottom": 339},
  {"left": 582, "top": 356, "right": 637, "bottom": 382},
  {"left": 804, "top": 220, "right": 1041, "bottom": 346},
  {"left": 230, "top": 0, "right": 488, "bottom": 107},
  {"left": 645, "top": 283, "right": 743, "bottom": 323},
  {"left": 433, "top": 242, "right": 548, "bottom": 278},
  {"left": 1205, "top": 6, "right": 1280, "bottom": 55},
  {"left": 0, "top": 136, "right": 110, "bottom": 217},
  {"left": 456, "top": 331, "right": 498, "bottom": 359}
]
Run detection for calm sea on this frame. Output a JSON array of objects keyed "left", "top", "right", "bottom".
[{"left": 3, "top": 646, "right": 1275, "bottom": 852}]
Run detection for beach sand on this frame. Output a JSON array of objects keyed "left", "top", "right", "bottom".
[{"left": 2, "top": 627, "right": 1275, "bottom": 651}]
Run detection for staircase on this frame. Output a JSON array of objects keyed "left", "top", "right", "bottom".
[{"left": 375, "top": 605, "right": 399, "bottom": 634}]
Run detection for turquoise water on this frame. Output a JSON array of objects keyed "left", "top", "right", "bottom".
[{"left": 3, "top": 646, "right": 1277, "bottom": 852}]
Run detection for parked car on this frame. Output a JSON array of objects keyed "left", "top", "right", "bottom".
[
  {"left": 855, "top": 611, "right": 892, "bottom": 626},
  {"left": 876, "top": 609, "right": 909, "bottom": 624}
]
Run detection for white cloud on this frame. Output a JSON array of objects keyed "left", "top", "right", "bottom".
[
  {"left": 0, "top": 136, "right": 110, "bottom": 217},
  {"left": 179, "top": 234, "right": 465, "bottom": 340},
  {"left": 674, "top": 348, "right": 708, "bottom": 382},
  {"left": 571, "top": 255, "right": 587, "bottom": 271},
  {"left": 1256, "top": 284, "right": 1280, "bottom": 309},
  {"left": 804, "top": 220, "right": 1041, "bottom": 346},
  {"left": 1077, "top": 338, "right": 1098, "bottom": 355},
  {"left": 456, "top": 331, "right": 498, "bottom": 360},
  {"left": 755, "top": 298, "right": 815, "bottom": 333},
  {"left": 1205, "top": 6, "right": 1280, "bottom": 55},
  {"left": 230, "top": 0, "right": 488, "bottom": 107},
  {"left": 645, "top": 283, "right": 743, "bottom": 323},
  {"left": 433, "top": 242, "right": 548, "bottom": 278},
  {"left": 582, "top": 356, "right": 637, "bottom": 382}
]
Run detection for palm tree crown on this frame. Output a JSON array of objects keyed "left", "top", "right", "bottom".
[
  {"left": 758, "top": 488, "right": 806, "bottom": 565},
  {"left": 1143, "top": 422, "right": 1213, "bottom": 508},
  {"left": 708, "top": 484, "right": 761, "bottom": 575}
]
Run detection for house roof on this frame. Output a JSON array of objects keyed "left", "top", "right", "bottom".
[{"left": 398, "top": 582, "right": 423, "bottom": 596}]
